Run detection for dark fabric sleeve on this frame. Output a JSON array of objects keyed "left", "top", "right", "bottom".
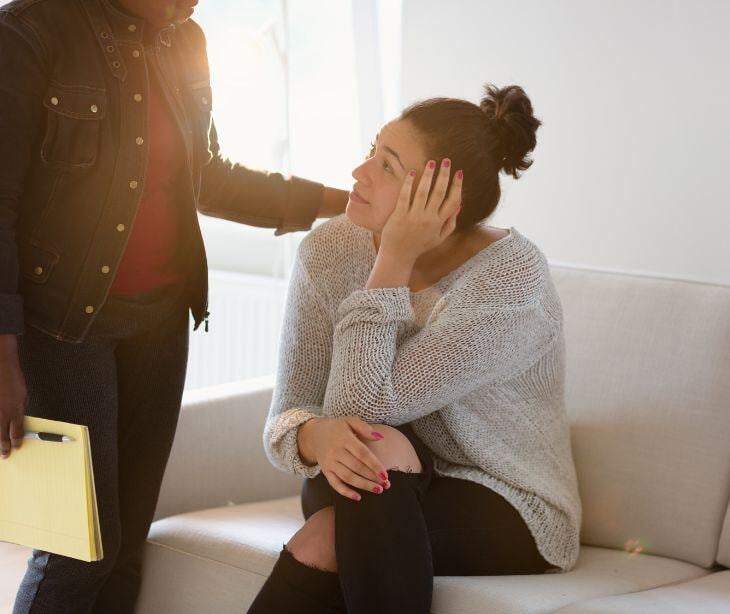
[
  {"left": 0, "top": 13, "right": 47, "bottom": 335},
  {"left": 197, "top": 118, "right": 324, "bottom": 236}
]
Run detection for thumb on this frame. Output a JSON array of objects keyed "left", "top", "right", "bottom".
[{"left": 345, "top": 417, "right": 385, "bottom": 442}]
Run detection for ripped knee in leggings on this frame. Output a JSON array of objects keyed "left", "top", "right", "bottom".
[{"left": 283, "top": 543, "right": 334, "bottom": 573}]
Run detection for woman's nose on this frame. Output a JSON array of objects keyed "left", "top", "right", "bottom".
[{"left": 352, "top": 159, "right": 372, "bottom": 183}]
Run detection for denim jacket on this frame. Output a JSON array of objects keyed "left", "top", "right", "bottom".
[{"left": 0, "top": 0, "right": 324, "bottom": 342}]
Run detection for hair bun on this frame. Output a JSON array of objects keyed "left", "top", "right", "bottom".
[{"left": 479, "top": 83, "right": 541, "bottom": 179}]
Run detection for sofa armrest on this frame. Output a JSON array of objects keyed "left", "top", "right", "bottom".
[{"left": 153, "top": 376, "right": 303, "bottom": 521}]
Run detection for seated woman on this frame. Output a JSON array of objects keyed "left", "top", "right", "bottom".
[{"left": 249, "top": 83, "right": 582, "bottom": 614}]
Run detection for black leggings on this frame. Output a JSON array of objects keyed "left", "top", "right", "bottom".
[{"left": 248, "top": 424, "right": 552, "bottom": 614}]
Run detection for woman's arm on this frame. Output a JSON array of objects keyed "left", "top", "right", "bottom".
[
  {"left": 263, "top": 254, "right": 333, "bottom": 478},
  {"left": 323, "top": 290, "right": 558, "bottom": 425},
  {"left": 263, "top": 250, "right": 390, "bottom": 496}
]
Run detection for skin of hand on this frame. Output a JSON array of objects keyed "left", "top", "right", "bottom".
[
  {"left": 297, "top": 416, "right": 391, "bottom": 501},
  {"left": 0, "top": 335, "right": 27, "bottom": 459}
]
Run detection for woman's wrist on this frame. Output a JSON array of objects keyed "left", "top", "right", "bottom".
[
  {"left": 0, "top": 335, "right": 19, "bottom": 365},
  {"left": 297, "top": 417, "right": 322, "bottom": 467},
  {"left": 366, "top": 247, "right": 416, "bottom": 289}
]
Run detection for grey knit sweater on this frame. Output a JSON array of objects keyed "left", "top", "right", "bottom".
[{"left": 263, "top": 214, "right": 582, "bottom": 572}]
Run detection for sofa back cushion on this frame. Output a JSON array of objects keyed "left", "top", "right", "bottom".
[{"left": 551, "top": 266, "right": 730, "bottom": 568}]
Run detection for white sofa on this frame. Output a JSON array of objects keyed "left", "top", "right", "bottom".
[{"left": 135, "top": 265, "right": 730, "bottom": 613}]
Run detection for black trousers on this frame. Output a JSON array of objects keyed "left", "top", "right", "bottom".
[
  {"left": 249, "top": 424, "right": 552, "bottom": 614},
  {"left": 13, "top": 283, "right": 190, "bottom": 614}
]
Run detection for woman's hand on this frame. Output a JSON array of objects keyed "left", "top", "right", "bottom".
[
  {"left": 380, "top": 159, "right": 463, "bottom": 262},
  {"left": 297, "top": 416, "right": 390, "bottom": 501},
  {"left": 0, "top": 336, "right": 27, "bottom": 460}
]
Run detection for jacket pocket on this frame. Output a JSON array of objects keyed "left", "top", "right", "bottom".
[
  {"left": 188, "top": 81, "right": 213, "bottom": 165},
  {"left": 18, "top": 239, "right": 60, "bottom": 284},
  {"left": 40, "top": 82, "right": 107, "bottom": 171}
]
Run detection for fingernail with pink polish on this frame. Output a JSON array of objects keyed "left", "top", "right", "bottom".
[
  {"left": 379, "top": 472, "right": 387, "bottom": 480},
  {"left": 442, "top": 159, "right": 450, "bottom": 168},
  {"left": 456, "top": 169, "right": 463, "bottom": 180},
  {"left": 373, "top": 485, "right": 382, "bottom": 494},
  {"left": 352, "top": 493, "right": 361, "bottom": 501},
  {"left": 372, "top": 431, "right": 384, "bottom": 440},
  {"left": 427, "top": 160, "right": 436, "bottom": 169}
]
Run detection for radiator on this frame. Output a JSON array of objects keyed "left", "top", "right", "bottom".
[{"left": 185, "top": 270, "right": 288, "bottom": 390}]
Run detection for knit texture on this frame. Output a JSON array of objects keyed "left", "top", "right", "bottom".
[{"left": 263, "top": 214, "right": 582, "bottom": 572}]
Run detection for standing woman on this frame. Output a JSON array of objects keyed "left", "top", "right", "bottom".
[
  {"left": 251, "top": 83, "right": 582, "bottom": 613},
  {"left": 0, "top": 1, "right": 347, "bottom": 613}
]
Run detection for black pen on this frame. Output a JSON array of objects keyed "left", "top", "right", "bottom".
[{"left": 23, "top": 431, "right": 75, "bottom": 443}]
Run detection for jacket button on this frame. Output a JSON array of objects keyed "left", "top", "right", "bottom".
[
  {"left": 135, "top": 137, "right": 144, "bottom": 145},
  {"left": 132, "top": 50, "right": 140, "bottom": 58},
  {"left": 90, "top": 104, "right": 99, "bottom": 113},
  {"left": 50, "top": 96, "right": 59, "bottom": 106},
  {"left": 85, "top": 306, "right": 94, "bottom": 314},
  {"left": 201, "top": 96, "right": 208, "bottom": 105},
  {"left": 101, "top": 265, "right": 110, "bottom": 274},
  {"left": 34, "top": 266, "right": 43, "bottom": 275},
  {"left": 117, "top": 223, "right": 125, "bottom": 232},
  {"left": 133, "top": 93, "right": 142, "bottom": 102},
  {"left": 128, "top": 24, "right": 137, "bottom": 32},
  {"left": 129, "top": 180, "right": 138, "bottom": 189}
]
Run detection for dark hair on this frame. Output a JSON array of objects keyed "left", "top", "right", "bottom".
[{"left": 399, "top": 83, "right": 541, "bottom": 231}]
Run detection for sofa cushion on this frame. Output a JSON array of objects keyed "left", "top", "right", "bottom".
[
  {"left": 551, "top": 267, "right": 730, "bottom": 568},
  {"left": 553, "top": 569, "right": 730, "bottom": 613},
  {"left": 135, "top": 496, "right": 710, "bottom": 614}
]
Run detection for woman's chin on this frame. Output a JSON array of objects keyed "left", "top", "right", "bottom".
[{"left": 345, "top": 201, "right": 370, "bottom": 226}]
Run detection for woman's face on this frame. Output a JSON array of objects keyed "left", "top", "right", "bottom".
[
  {"left": 117, "top": 0, "right": 198, "bottom": 28},
  {"left": 347, "top": 119, "right": 429, "bottom": 233}
]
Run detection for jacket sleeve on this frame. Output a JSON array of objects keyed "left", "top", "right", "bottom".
[
  {"left": 0, "top": 13, "right": 47, "bottom": 335},
  {"left": 321, "top": 287, "right": 559, "bottom": 425},
  {"left": 263, "top": 252, "right": 332, "bottom": 477},
  {"left": 197, "top": 118, "right": 324, "bottom": 236}
]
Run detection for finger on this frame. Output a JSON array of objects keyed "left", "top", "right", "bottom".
[
  {"left": 347, "top": 438, "right": 389, "bottom": 483},
  {"left": 396, "top": 169, "right": 417, "bottom": 213},
  {"left": 324, "top": 468, "right": 362, "bottom": 502},
  {"left": 0, "top": 419, "right": 11, "bottom": 459},
  {"left": 438, "top": 168, "right": 463, "bottom": 218},
  {"left": 343, "top": 448, "right": 387, "bottom": 486},
  {"left": 346, "top": 416, "right": 385, "bottom": 443},
  {"left": 335, "top": 460, "right": 384, "bottom": 494},
  {"left": 425, "top": 158, "right": 451, "bottom": 212},
  {"left": 413, "top": 160, "right": 436, "bottom": 211},
  {"left": 9, "top": 416, "right": 24, "bottom": 449}
]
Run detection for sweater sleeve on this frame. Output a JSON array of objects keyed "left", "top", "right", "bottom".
[
  {"left": 322, "top": 286, "right": 558, "bottom": 425},
  {"left": 263, "top": 254, "right": 332, "bottom": 478}
]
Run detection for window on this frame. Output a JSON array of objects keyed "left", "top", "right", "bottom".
[{"left": 186, "top": 0, "right": 402, "bottom": 389}]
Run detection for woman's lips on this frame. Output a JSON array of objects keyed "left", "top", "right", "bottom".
[{"left": 349, "top": 189, "right": 369, "bottom": 204}]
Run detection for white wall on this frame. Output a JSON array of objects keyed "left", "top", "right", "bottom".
[{"left": 400, "top": 0, "right": 730, "bottom": 285}]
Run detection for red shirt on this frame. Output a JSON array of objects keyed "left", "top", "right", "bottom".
[{"left": 109, "top": 70, "right": 186, "bottom": 296}]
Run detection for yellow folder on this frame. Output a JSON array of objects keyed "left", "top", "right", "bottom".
[{"left": 0, "top": 416, "right": 103, "bottom": 562}]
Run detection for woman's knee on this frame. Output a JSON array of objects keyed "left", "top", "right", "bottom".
[
  {"left": 365, "top": 425, "right": 422, "bottom": 474},
  {"left": 285, "top": 506, "right": 337, "bottom": 572}
]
